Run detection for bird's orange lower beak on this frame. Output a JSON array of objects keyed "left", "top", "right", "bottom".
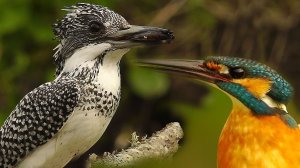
[{"left": 138, "top": 59, "right": 229, "bottom": 83}]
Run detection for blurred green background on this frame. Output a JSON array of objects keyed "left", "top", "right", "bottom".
[{"left": 1, "top": 0, "right": 300, "bottom": 167}]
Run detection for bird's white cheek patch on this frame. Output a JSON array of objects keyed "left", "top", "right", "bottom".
[
  {"left": 63, "top": 43, "right": 112, "bottom": 73},
  {"left": 261, "top": 96, "right": 288, "bottom": 113}
]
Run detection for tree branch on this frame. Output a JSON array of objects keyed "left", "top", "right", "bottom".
[{"left": 86, "top": 122, "right": 183, "bottom": 168}]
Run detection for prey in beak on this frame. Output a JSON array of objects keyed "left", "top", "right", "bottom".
[{"left": 107, "top": 25, "right": 174, "bottom": 48}]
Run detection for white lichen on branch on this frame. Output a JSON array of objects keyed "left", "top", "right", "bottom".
[{"left": 87, "top": 122, "right": 183, "bottom": 167}]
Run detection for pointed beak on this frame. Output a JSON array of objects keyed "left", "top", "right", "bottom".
[
  {"left": 107, "top": 25, "right": 174, "bottom": 48},
  {"left": 138, "top": 59, "right": 229, "bottom": 83}
]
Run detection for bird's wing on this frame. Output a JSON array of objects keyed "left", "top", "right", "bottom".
[{"left": 0, "top": 78, "right": 81, "bottom": 167}]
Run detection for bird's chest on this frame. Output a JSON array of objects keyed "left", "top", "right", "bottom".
[
  {"left": 217, "top": 108, "right": 300, "bottom": 168},
  {"left": 18, "top": 85, "right": 121, "bottom": 168},
  {"left": 77, "top": 83, "right": 120, "bottom": 117},
  {"left": 51, "top": 83, "right": 120, "bottom": 167},
  {"left": 63, "top": 84, "right": 120, "bottom": 151}
]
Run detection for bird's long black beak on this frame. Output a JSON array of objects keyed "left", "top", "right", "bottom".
[
  {"left": 107, "top": 25, "right": 174, "bottom": 48},
  {"left": 138, "top": 59, "right": 229, "bottom": 83}
]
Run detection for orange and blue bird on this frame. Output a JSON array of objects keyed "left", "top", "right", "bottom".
[{"left": 139, "top": 56, "right": 300, "bottom": 168}]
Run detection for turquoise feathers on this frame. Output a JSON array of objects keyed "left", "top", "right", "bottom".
[{"left": 206, "top": 56, "right": 293, "bottom": 103}]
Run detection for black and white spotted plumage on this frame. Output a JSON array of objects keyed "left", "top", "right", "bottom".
[
  {"left": 0, "top": 59, "right": 122, "bottom": 167},
  {"left": 0, "top": 79, "right": 80, "bottom": 167},
  {"left": 0, "top": 3, "right": 126, "bottom": 167},
  {"left": 0, "top": 2, "right": 173, "bottom": 168}
]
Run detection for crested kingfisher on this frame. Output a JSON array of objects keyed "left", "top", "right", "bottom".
[
  {"left": 139, "top": 56, "right": 300, "bottom": 168},
  {"left": 0, "top": 3, "right": 174, "bottom": 168}
]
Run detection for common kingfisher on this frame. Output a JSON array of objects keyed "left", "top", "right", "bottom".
[{"left": 139, "top": 56, "right": 300, "bottom": 168}]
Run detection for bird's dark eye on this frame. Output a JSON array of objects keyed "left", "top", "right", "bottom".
[
  {"left": 88, "top": 21, "right": 105, "bottom": 33},
  {"left": 229, "top": 67, "right": 245, "bottom": 79}
]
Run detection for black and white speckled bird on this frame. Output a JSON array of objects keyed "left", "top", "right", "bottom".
[{"left": 0, "top": 3, "right": 174, "bottom": 168}]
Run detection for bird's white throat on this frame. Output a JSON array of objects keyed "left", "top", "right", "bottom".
[{"left": 95, "top": 48, "right": 129, "bottom": 94}]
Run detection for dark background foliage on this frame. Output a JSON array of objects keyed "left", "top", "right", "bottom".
[{"left": 1, "top": 0, "right": 300, "bottom": 167}]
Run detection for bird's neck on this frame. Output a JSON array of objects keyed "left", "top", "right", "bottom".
[
  {"left": 57, "top": 49, "right": 129, "bottom": 94},
  {"left": 217, "top": 99, "right": 300, "bottom": 168},
  {"left": 92, "top": 49, "right": 129, "bottom": 93}
]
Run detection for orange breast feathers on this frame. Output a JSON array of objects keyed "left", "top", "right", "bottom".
[{"left": 217, "top": 102, "right": 300, "bottom": 168}]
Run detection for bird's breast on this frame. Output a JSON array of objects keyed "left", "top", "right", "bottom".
[
  {"left": 217, "top": 101, "right": 300, "bottom": 168},
  {"left": 18, "top": 85, "right": 120, "bottom": 168}
]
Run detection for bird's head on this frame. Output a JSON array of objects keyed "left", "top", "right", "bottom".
[
  {"left": 139, "top": 56, "right": 297, "bottom": 128},
  {"left": 53, "top": 3, "right": 174, "bottom": 76}
]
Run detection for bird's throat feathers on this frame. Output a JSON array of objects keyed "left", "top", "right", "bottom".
[{"left": 216, "top": 79, "right": 298, "bottom": 128}]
